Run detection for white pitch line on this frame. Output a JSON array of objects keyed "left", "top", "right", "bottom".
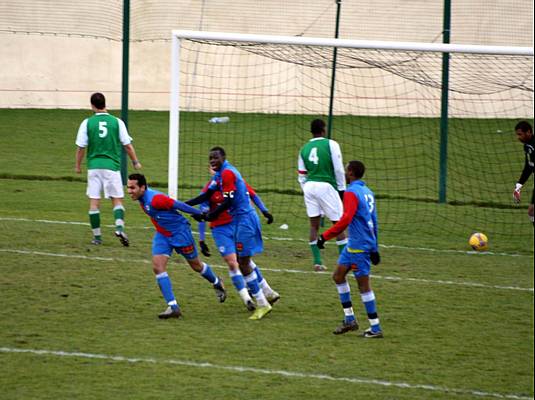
[
  {"left": 0, "top": 216, "right": 532, "bottom": 258},
  {"left": 0, "top": 347, "right": 531, "bottom": 400},
  {"left": 0, "top": 248, "right": 532, "bottom": 293}
]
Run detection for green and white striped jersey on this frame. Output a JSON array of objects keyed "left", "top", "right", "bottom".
[{"left": 298, "top": 137, "right": 345, "bottom": 190}]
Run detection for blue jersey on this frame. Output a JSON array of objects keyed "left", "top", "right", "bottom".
[
  {"left": 211, "top": 160, "right": 254, "bottom": 217},
  {"left": 323, "top": 180, "right": 378, "bottom": 252},
  {"left": 138, "top": 187, "right": 197, "bottom": 237}
]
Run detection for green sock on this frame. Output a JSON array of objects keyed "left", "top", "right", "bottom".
[
  {"left": 113, "top": 205, "right": 125, "bottom": 232},
  {"left": 310, "top": 243, "right": 322, "bottom": 265},
  {"left": 89, "top": 210, "right": 101, "bottom": 239}
]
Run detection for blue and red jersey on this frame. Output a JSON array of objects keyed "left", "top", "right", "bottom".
[
  {"left": 323, "top": 180, "right": 378, "bottom": 252},
  {"left": 210, "top": 160, "right": 255, "bottom": 217},
  {"left": 138, "top": 187, "right": 201, "bottom": 237}
]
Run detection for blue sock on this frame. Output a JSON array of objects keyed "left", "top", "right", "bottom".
[
  {"left": 336, "top": 282, "right": 355, "bottom": 323},
  {"left": 200, "top": 262, "right": 219, "bottom": 285},
  {"left": 155, "top": 272, "right": 179, "bottom": 310},
  {"left": 244, "top": 270, "right": 261, "bottom": 296},
  {"left": 250, "top": 260, "right": 265, "bottom": 286},
  {"left": 361, "top": 291, "right": 381, "bottom": 332},
  {"left": 229, "top": 269, "right": 246, "bottom": 291}
]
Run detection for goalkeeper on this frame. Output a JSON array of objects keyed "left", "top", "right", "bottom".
[
  {"left": 512, "top": 121, "right": 534, "bottom": 226},
  {"left": 317, "top": 161, "right": 383, "bottom": 338}
]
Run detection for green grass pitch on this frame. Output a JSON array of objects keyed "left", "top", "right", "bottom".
[{"left": 0, "top": 109, "right": 533, "bottom": 399}]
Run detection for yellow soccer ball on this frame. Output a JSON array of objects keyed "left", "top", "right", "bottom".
[{"left": 469, "top": 232, "right": 489, "bottom": 251}]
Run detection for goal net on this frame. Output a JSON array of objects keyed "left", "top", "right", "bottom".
[{"left": 169, "top": 31, "right": 533, "bottom": 252}]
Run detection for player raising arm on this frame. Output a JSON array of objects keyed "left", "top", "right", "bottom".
[
  {"left": 317, "top": 161, "right": 383, "bottom": 338},
  {"left": 126, "top": 173, "right": 226, "bottom": 319}
]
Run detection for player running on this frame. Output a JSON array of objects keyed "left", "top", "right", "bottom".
[{"left": 126, "top": 173, "right": 226, "bottom": 319}]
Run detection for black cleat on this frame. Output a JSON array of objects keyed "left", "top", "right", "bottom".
[
  {"left": 158, "top": 306, "right": 182, "bottom": 319},
  {"left": 115, "top": 231, "right": 129, "bottom": 247},
  {"left": 246, "top": 300, "right": 256, "bottom": 311},
  {"left": 266, "top": 291, "right": 280, "bottom": 305},
  {"left": 214, "top": 278, "right": 227, "bottom": 303},
  {"left": 333, "top": 319, "right": 359, "bottom": 335},
  {"left": 363, "top": 328, "right": 384, "bottom": 338}
]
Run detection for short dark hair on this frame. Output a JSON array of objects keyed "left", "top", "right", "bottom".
[
  {"left": 128, "top": 173, "right": 147, "bottom": 189},
  {"left": 515, "top": 120, "right": 532, "bottom": 133},
  {"left": 347, "top": 160, "right": 365, "bottom": 179},
  {"left": 210, "top": 146, "right": 226, "bottom": 157},
  {"left": 90, "top": 92, "right": 106, "bottom": 110},
  {"left": 310, "top": 119, "right": 326, "bottom": 135}
]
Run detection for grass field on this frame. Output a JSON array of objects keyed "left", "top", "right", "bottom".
[{"left": 0, "top": 109, "right": 533, "bottom": 399}]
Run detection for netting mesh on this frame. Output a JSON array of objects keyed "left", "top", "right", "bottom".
[{"left": 174, "top": 39, "right": 533, "bottom": 249}]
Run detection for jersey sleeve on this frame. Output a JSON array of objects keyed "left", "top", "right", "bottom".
[
  {"left": 117, "top": 118, "right": 133, "bottom": 145},
  {"left": 75, "top": 119, "right": 89, "bottom": 147},
  {"left": 329, "top": 140, "right": 346, "bottom": 191},
  {"left": 246, "top": 181, "right": 268, "bottom": 213},
  {"left": 323, "top": 191, "right": 358, "bottom": 241},
  {"left": 518, "top": 154, "right": 533, "bottom": 185},
  {"left": 297, "top": 152, "right": 307, "bottom": 187}
]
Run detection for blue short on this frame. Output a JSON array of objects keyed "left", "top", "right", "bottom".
[
  {"left": 338, "top": 247, "right": 371, "bottom": 278},
  {"left": 234, "top": 211, "right": 263, "bottom": 257},
  {"left": 152, "top": 231, "right": 198, "bottom": 260},
  {"left": 212, "top": 223, "right": 236, "bottom": 256}
]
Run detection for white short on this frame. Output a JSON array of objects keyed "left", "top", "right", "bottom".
[
  {"left": 86, "top": 169, "right": 124, "bottom": 199},
  {"left": 303, "top": 181, "right": 343, "bottom": 221}
]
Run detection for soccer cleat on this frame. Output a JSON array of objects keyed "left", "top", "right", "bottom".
[
  {"left": 158, "top": 306, "right": 182, "bottom": 319},
  {"left": 245, "top": 300, "right": 256, "bottom": 311},
  {"left": 333, "top": 319, "right": 359, "bottom": 335},
  {"left": 115, "top": 231, "right": 129, "bottom": 247},
  {"left": 213, "top": 279, "right": 227, "bottom": 303},
  {"left": 91, "top": 238, "right": 102, "bottom": 245},
  {"left": 249, "top": 304, "right": 272, "bottom": 320},
  {"left": 266, "top": 291, "right": 280, "bottom": 305},
  {"left": 314, "top": 264, "right": 327, "bottom": 272},
  {"left": 363, "top": 328, "right": 384, "bottom": 338}
]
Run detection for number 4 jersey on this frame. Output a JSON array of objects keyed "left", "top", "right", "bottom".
[
  {"left": 298, "top": 137, "right": 345, "bottom": 191},
  {"left": 75, "top": 112, "right": 133, "bottom": 171}
]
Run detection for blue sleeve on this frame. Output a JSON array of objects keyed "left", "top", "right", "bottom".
[
  {"left": 198, "top": 220, "right": 206, "bottom": 241},
  {"left": 251, "top": 193, "right": 268, "bottom": 213},
  {"left": 372, "top": 209, "right": 379, "bottom": 251},
  {"left": 173, "top": 200, "right": 202, "bottom": 215}
]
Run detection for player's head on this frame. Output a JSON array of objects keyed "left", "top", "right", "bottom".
[
  {"left": 310, "top": 119, "right": 326, "bottom": 137},
  {"left": 209, "top": 146, "right": 226, "bottom": 171},
  {"left": 90, "top": 92, "right": 106, "bottom": 111},
  {"left": 346, "top": 160, "right": 365, "bottom": 183},
  {"left": 127, "top": 173, "right": 147, "bottom": 200},
  {"left": 515, "top": 121, "right": 533, "bottom": 144}
]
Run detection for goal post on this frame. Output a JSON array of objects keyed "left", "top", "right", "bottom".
[{"left": 168, "top": 30, "right": 533, "bottom": 250}]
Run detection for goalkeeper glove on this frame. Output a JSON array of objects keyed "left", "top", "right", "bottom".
[
  {"left": 262, "top": 210, "right": 274, "bottom": 224},
  {"left": 316, "top": 234, "right": 326, "bottom": 250},
  {"left": 513, "top": 183, "right": 522, "bottom": 203},
  {"left": 199, "top": 240, "right": 211, "bottom": 257},
  {"left": 370, "top": 251, "right": 381, "bottom": 265}
]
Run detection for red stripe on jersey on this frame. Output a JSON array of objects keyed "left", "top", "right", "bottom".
[
  {"left": 151, "top": 194, "right": 175, "bottom": 210},
  {"left": 221, "top": 169, "right": 237, "bottom": 193},
  {"left": 298, "top": 170, "right": 307, "bottom": 175},
  {"left": 323, "top": 191, "right": 358, "bottom": 241},
  {"left": 245, "top": 182, "right": 256, "bottom": 197},
  {"left": 139, "top": 203, "right": 173, "bottom": 237}
]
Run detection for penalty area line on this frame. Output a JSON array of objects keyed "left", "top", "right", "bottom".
[
  {"left": 0, "top": 248, "right": 532, "bottom": 293},
  {"left": 0, "top": 347, "right": 532, "bottom": 400}
]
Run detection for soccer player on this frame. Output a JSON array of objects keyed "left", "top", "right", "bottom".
[
  {"left": 317, "top": 160, "right": 383, "bottom": 338},
  {"left": 126, "top": 173, "right": 226, "bottom": 319},
  {"left": 197, "top": 167, "right": 279, "bottom": 311},
  {"left": 187, "top": 147, "right": 274, "bottom": 320},
  {"left": 75, "top": 92, "right": 142, "bottom": 246},
  {"left": 512, "top": 121, "right": 534, "bottom": 226},
  {"left": 298, "top": 119, "right": 347, "bottom": 271}
]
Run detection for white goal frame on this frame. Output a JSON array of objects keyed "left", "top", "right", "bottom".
[{"left": 168, "top": 30, "right": 533, "bottom": 198}]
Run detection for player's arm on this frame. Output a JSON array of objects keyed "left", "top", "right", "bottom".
[
  {"left": 329, "top": 140, "right": 346, "bottom": 194},
  {"left": 151, "top": 194, "right": 203, "bottom": 217},
  {"left": 74, "top": 119, "right": 88, "bottom": 173},
  {"left": 297, "top": 153, "right": 307, "bottom": 189},
  {"left": 513, "top": 156, "right": 532, "bottom": 203},
  {"left": 116, "top": 119, "right": 142, "bottom": 169},
  {"left": 246, "top": 182, "right": 273, "bottom": 224},
  {"left": 205, "top": 169, "right": 236, "bottom": 220},
  {"left": 186, "top": 181, "right": 217, "bottom": 206},
  {"left": 198, "top": 203, "right": 211, "bottom": 256},
  {"left": 317, "top": 192, "right": 358, "bottom": 248}
]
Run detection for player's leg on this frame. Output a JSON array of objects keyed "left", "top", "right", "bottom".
[
  {"left": 332, "top": 260, "right": 358, "bottom": 335},
  {"left": 303, "top": 182, "right": 325, "bottom": 271},
  {"left": 213, "top": 224, "right": 254, "bottom": 309},
  {"left": 151, "top": 234, "right": 181, "bottom": 318},
  {"left": 86, "top": 170, "right": 103, "bottom": 244},
  {"left": 104, "top": 170, "right": 129, "bottom": 246},
  {"left": 320, "top": 185, "right": 347, "bottom": 254},
  {"left": 354, "top": 254, "right": 383, "bottom": 338},
  {"left": 249, "top": 259, "right": 280, "bottom": 305}
]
